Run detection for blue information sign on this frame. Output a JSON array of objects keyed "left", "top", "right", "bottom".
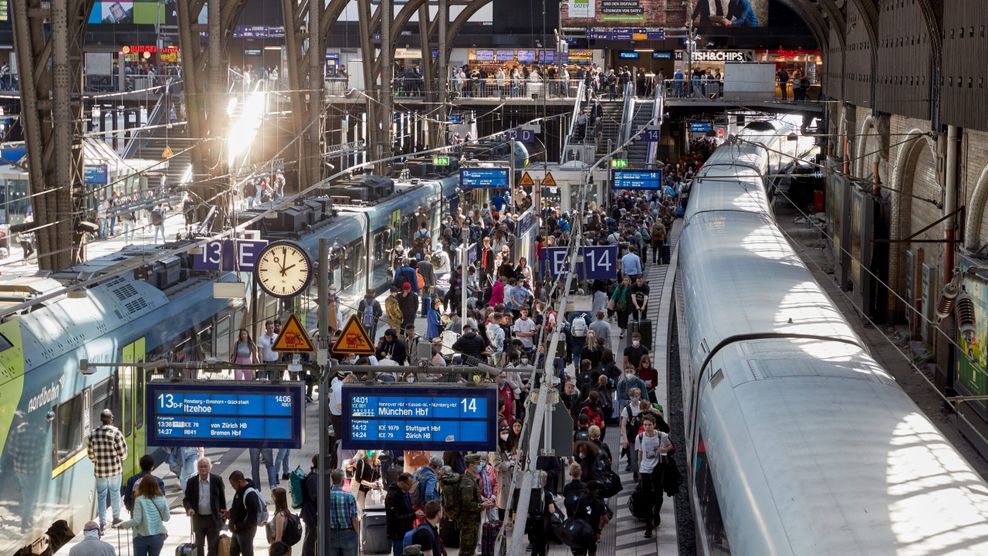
[
  {"left": 146, "top": 382, "right": 304, "bottom": 449},
  {"left": 643, "top": 127, "right": 661, "bottom": 142},
  {"left": 341, "top": 385, "right": 497, "bottom": 451},
  {"left": 611, "top": 170, "right": 662, "bottom": 190},
  {"left": 460, "top": 168, "right": 511, "bottom": 189},
  {"left": 84, "top": 164, "right": 108, "bottom": 185},
  {"left": 540, "top": 245, "right": 619, "bottom": 280},
  {"left": 192, "top": 239, "right": 268, "bottom": 271},
  {"left": 690, "top": 122, "right": 713, "bottom": 133}
]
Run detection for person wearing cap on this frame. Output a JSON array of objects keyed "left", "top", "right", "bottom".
[
  {"left": 87, "top": 409, "right": 128, "bottom": 530},
  {"left": 69, "top": 521, "right": 116, "bottom": 556},
  {"left": 456, "top": 454, "right": 486, "bottom": 556}
]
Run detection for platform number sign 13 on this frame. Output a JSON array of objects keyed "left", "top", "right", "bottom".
[{"left": 541, "top": 245, "right": 619, "bottom": 280}]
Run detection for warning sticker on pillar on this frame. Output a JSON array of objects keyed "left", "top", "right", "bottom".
[
  {"left": 541, "top": 172, "right": 557, "bottom": 187},
  {"left": 519, "top": 172, "right": 535, "bottom": 187}
]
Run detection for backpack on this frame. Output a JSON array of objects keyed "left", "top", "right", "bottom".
[
  {"left": 288, "top": 465, "right": 307, "bottom": 509},
  {"left": 623, "top": 406, "right": 642, "bottom": 440},
  {"left": 151, "top": 208, "right": 164, "bottom": 225},
  {"left": 403, "top": 523, "right": 434, "bottom": 550},
  {"left": 409, "top": 469, "right": 426, "bottom": 507},
  {"left": 570, "top": 315, "right": 588, "bottom": 337},
  {"left": 580, "top": 406, "right": 604, "bottom": 430},
  {"left": 244, "top": 487, "right": 269, "bottom": 525},
  {"left": 416, "top": 269, "right": 426, "bottom": 290},
  {"left": 440, "top": 472, "right": 463, "bottom": 520},
  {"left": 430, "top": 251, "right": 444, "bottom": 268},
  {"left": 281, "top": 512, "right": 303, "bottom": 546}
]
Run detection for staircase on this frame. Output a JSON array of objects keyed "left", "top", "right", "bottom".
[
  {"left": 594, "top": 100, "right": 625, "bottom": 161},
  {"left": 625, "top": 103, "right": 654, "bottom": 165},
  {"left": 123, "top": 80, "right": 191, "bottom": 190}
]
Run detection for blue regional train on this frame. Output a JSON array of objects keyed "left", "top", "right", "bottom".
[{"left": 0, "top": 166, "right": 534, "bottom": 553}]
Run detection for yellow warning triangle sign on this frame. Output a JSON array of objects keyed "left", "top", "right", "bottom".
[
  {"left": 162, "top": 145, "right": 174, "bottom": 159},
  {"left": 518, "top": 171, "right": 535, "bottom": 187},
  {"left": 333, "top": 314, "right": 376, "bottom": 356},
  {"left": 272, "top": 314, "right": 315, "bottom": 353},
  {"left": 541, "top": 171, "right": 557, "bottom": 187}
]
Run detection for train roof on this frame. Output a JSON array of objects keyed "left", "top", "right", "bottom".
[
  {"left": 705, "top": 338, "right": 988, "bottom": 554},
  {"left": 680, "top": 210, "right": 864, "bottom": 367},
  {"left": 685, "top": 173, "right": 769, "bottom": 220}
]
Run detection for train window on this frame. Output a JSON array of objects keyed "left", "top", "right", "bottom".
[
  {"left": 264, "top": 297, "right": 279, "bottom": 322},
  {"left": 373, "top": 231, "right": 388, "bottom": 262},
  {"left": 215, "top": 316, "right": 231, "bottom": 361},
  {"left": 54, "top": 392, "right": 86, "bottom": 466},
  {"left": 198, "top": 325, "right": 213, "bottom": 360},
  {"left": 695, "top": 433, "right": 731, "bottom": 555},
  {"left": 90, "top": 379, "right": 115, "bottom": 430},
  {"left": 135, "top": 367, "right": 145, "bottom": 429},
  {"left": 121, "top": 368, "right": 132, "bottom": 437},
  {"left": 343, "top": 241, "right": 364, "bottom": 292}
]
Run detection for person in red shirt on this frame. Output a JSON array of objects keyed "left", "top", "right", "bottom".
[
  {"left": 497, "top": 371, "right": 515, "bottom": 422},
  {"left": 636, "top": 355, "right": 659, "bottom": 403}
]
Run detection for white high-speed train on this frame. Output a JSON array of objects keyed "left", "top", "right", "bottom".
[{"left": 678, "top": 122, "right": 988, "bottom": 554}]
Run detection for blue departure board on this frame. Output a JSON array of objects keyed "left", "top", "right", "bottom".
[
  {"left": 460, "top": 168, "right": 511, "bottom": 188},
  {"left": 611, "top": 169, "right": 663, "bottom": 190},
  {"left": 341, "top": 385, "right": 497, "bottom": 451},
  {"left": 146, "top": 382, "right": 304, "bottom": 449}
]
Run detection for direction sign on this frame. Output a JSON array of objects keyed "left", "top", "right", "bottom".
[
  {"left": 611, "top": 159, "right": 629, "bottom": 169},
  {"left": 690, "top": 122, "right": 713, "bottom": 133},
  {"left": 518, "top": 172, "right": 535, "bottom": 187},
  {"left": 541, "top": 171, "right": 557, "bottom": 187},
  {"left": 643, "top": 127, "right": 661, "bottom": 142},
  {"left": 192, "top": 239, "right": 269, "bottom": 271},
  {"left": 433, "top": 155, "right": 451, "bottom": 166},
  {"left": 341, "top": 384, "right": 497, "bottom": 451},
  {"left": 147, "top": 382, "right": 304, "bottom": 449},
  {"left": 540, "top": 245, "right": 619, "bottom": 280},
  {"left": 460, "top": 167, "right": 511, "bottom": 188},
  {"left": 611, "top": 170, "right": 662, "bottom": 191},
  {"left": 272, "top": 314, "right": 314, "bottom": 353},
  {"left": 84, "top": 164, "right": 109, "bottom": 185},
  {"left": 333, "top": 315, "right": 376, "bottom": 355}
]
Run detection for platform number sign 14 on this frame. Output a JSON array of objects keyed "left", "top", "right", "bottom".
[{"left": 541, "top": 245, "right": 619, "bottom": 280}]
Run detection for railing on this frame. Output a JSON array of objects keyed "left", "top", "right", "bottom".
[
  {"left": 660, "top": 78, "right": 822, "bottom": 103},
  {"left": 616, "top": 82, "right": 636, "bottom": 146},
  {"left": 445, "top": 78, "right": 579, "bottom": 100},
  {"left": 325, "top": 78, "right": 350, "bottom": 97},
  {"left": 560, "top": 81, "right": 587, "bottom": 162},
  {"left": 121, "top": 79, "right": 182, "bottom": 160},
  {"left": 646, "top": 88, "right": 664, "bottom": 165}
]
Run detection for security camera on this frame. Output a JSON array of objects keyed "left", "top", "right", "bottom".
[
  {"left": 46, "top": 410, "right": 56, "bottom": 422},
  {"left": 80, "top": 358, "right": 95, "bottom": 376}
]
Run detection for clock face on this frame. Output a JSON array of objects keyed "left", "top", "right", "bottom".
[{"left": 255, "top": 242, "right": 313, "bottom": 298}]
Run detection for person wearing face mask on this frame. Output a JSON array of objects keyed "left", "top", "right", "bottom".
[
  {"left": 353, "top": 450, "right": 383, "bottom": 515},
  {"left": 70, "top": 521, "right": 116, "bottom": 556},
  {"left": 620, "top": 389, "right": 645, "bottom": 474},
  {"left": 622, "top": 331, "right": 648, "bottom": 370},
  {"left": 493, "top": 427, "right": 516, "bottom": 521},
  {"left": 616, "top": 365, "right": 648, "bottom": 420},
  {"left": 572, "top": 441, "right": 600, "bottom": 488}
]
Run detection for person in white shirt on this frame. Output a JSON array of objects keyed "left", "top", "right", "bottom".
[
  {"left": 635, "top": 413, "right": 672, "bottom": 537},
  {"left": 255, "top": 320, "right": 279, "bottom": 380},
  {"left": 512, "top": 308, "right": 537, "bottom": 352}
]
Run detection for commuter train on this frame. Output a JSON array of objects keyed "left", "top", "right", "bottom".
[
  {"left": 0, "top": 169, "right": 517, "bottom": 553},
  {"left": 678, "top": 121, "right": 988, "bottom": 554}
]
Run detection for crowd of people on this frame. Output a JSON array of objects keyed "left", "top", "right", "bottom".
[{"left": 75, "top": 133, "right": 719, "bottom": 556}]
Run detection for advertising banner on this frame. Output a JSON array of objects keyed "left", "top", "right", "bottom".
[{"left": 563, "top": 0, "right": 766, "bottom": 28}]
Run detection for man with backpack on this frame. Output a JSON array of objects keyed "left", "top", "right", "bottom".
[
  {"left": 453, "top": 454, "right": 486, "bottom": 556},
  {"left": 150, "top": 203, "right": 166, "bottom": 244},
  {"left": 412, "top": 457, "right": 443, "bottom": 509},
  {"left": 387, "top": 473, "right": 424, "bottom": 556},
  {"left": 406, "top": 500, "right": 445, "bottom": 555},
  {"left": 225, "top": 470, "right": 266, "bottom": 556}
]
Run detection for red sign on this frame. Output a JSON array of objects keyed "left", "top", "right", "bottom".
[{"left": 121, "top": 45, "right": 179, "bottom": 54}]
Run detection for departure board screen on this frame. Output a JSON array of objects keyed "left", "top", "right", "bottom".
[
  {"left": 341, "top": 385, "right": 497, "bottom": 451},
  {"left": 146, "top": 382, "right": 304, "bottom": 449}
]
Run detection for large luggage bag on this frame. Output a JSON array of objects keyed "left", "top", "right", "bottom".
[
  {"left": 175, "top": 543, "right": 195, "bottom": 556},
  {"left": 659, "top": 244, "right": 671, "bottom": 265},
  {"left": 481, "top": 520, "right": 502, "bottom": 556},
  {"left": 361, "top": 511, "right": 391, "bottom": 554},
  {"left": 439, "top": 517, "right": 460, "bottom": 548}
]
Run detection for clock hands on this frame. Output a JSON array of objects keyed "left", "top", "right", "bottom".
[{"left": 280, "top": 263, "right": 296, "bottom": 276}]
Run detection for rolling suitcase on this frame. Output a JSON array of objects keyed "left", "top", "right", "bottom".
[
  {"left": 659, "top": 244, "right": 671, "bottom": 264},
  {"left": 481, "top": 520, "right": 502, "bottom": 556},
  {"left": 361, "top": 511, "right": 391, "bottom": 554},
  {"left": 631, "top": 319, "right": 653, "bottom": 349},
  {"left": 175, "top": 543, "right": 195, "bottom": 556}
]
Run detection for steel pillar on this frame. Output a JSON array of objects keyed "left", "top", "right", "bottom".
[
  {"left": 11, "top": 0, "right": 94, "bottom": 270},
  {"left": 282, "top": 0, "right": 327, "bottom": 192},
  {"left": 176, "top": 0, "right": 246, "bottom": 227}
]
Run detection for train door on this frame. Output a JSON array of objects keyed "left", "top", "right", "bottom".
[{"left": 118, "top": 337, "right": 146, "bottom": 478}]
